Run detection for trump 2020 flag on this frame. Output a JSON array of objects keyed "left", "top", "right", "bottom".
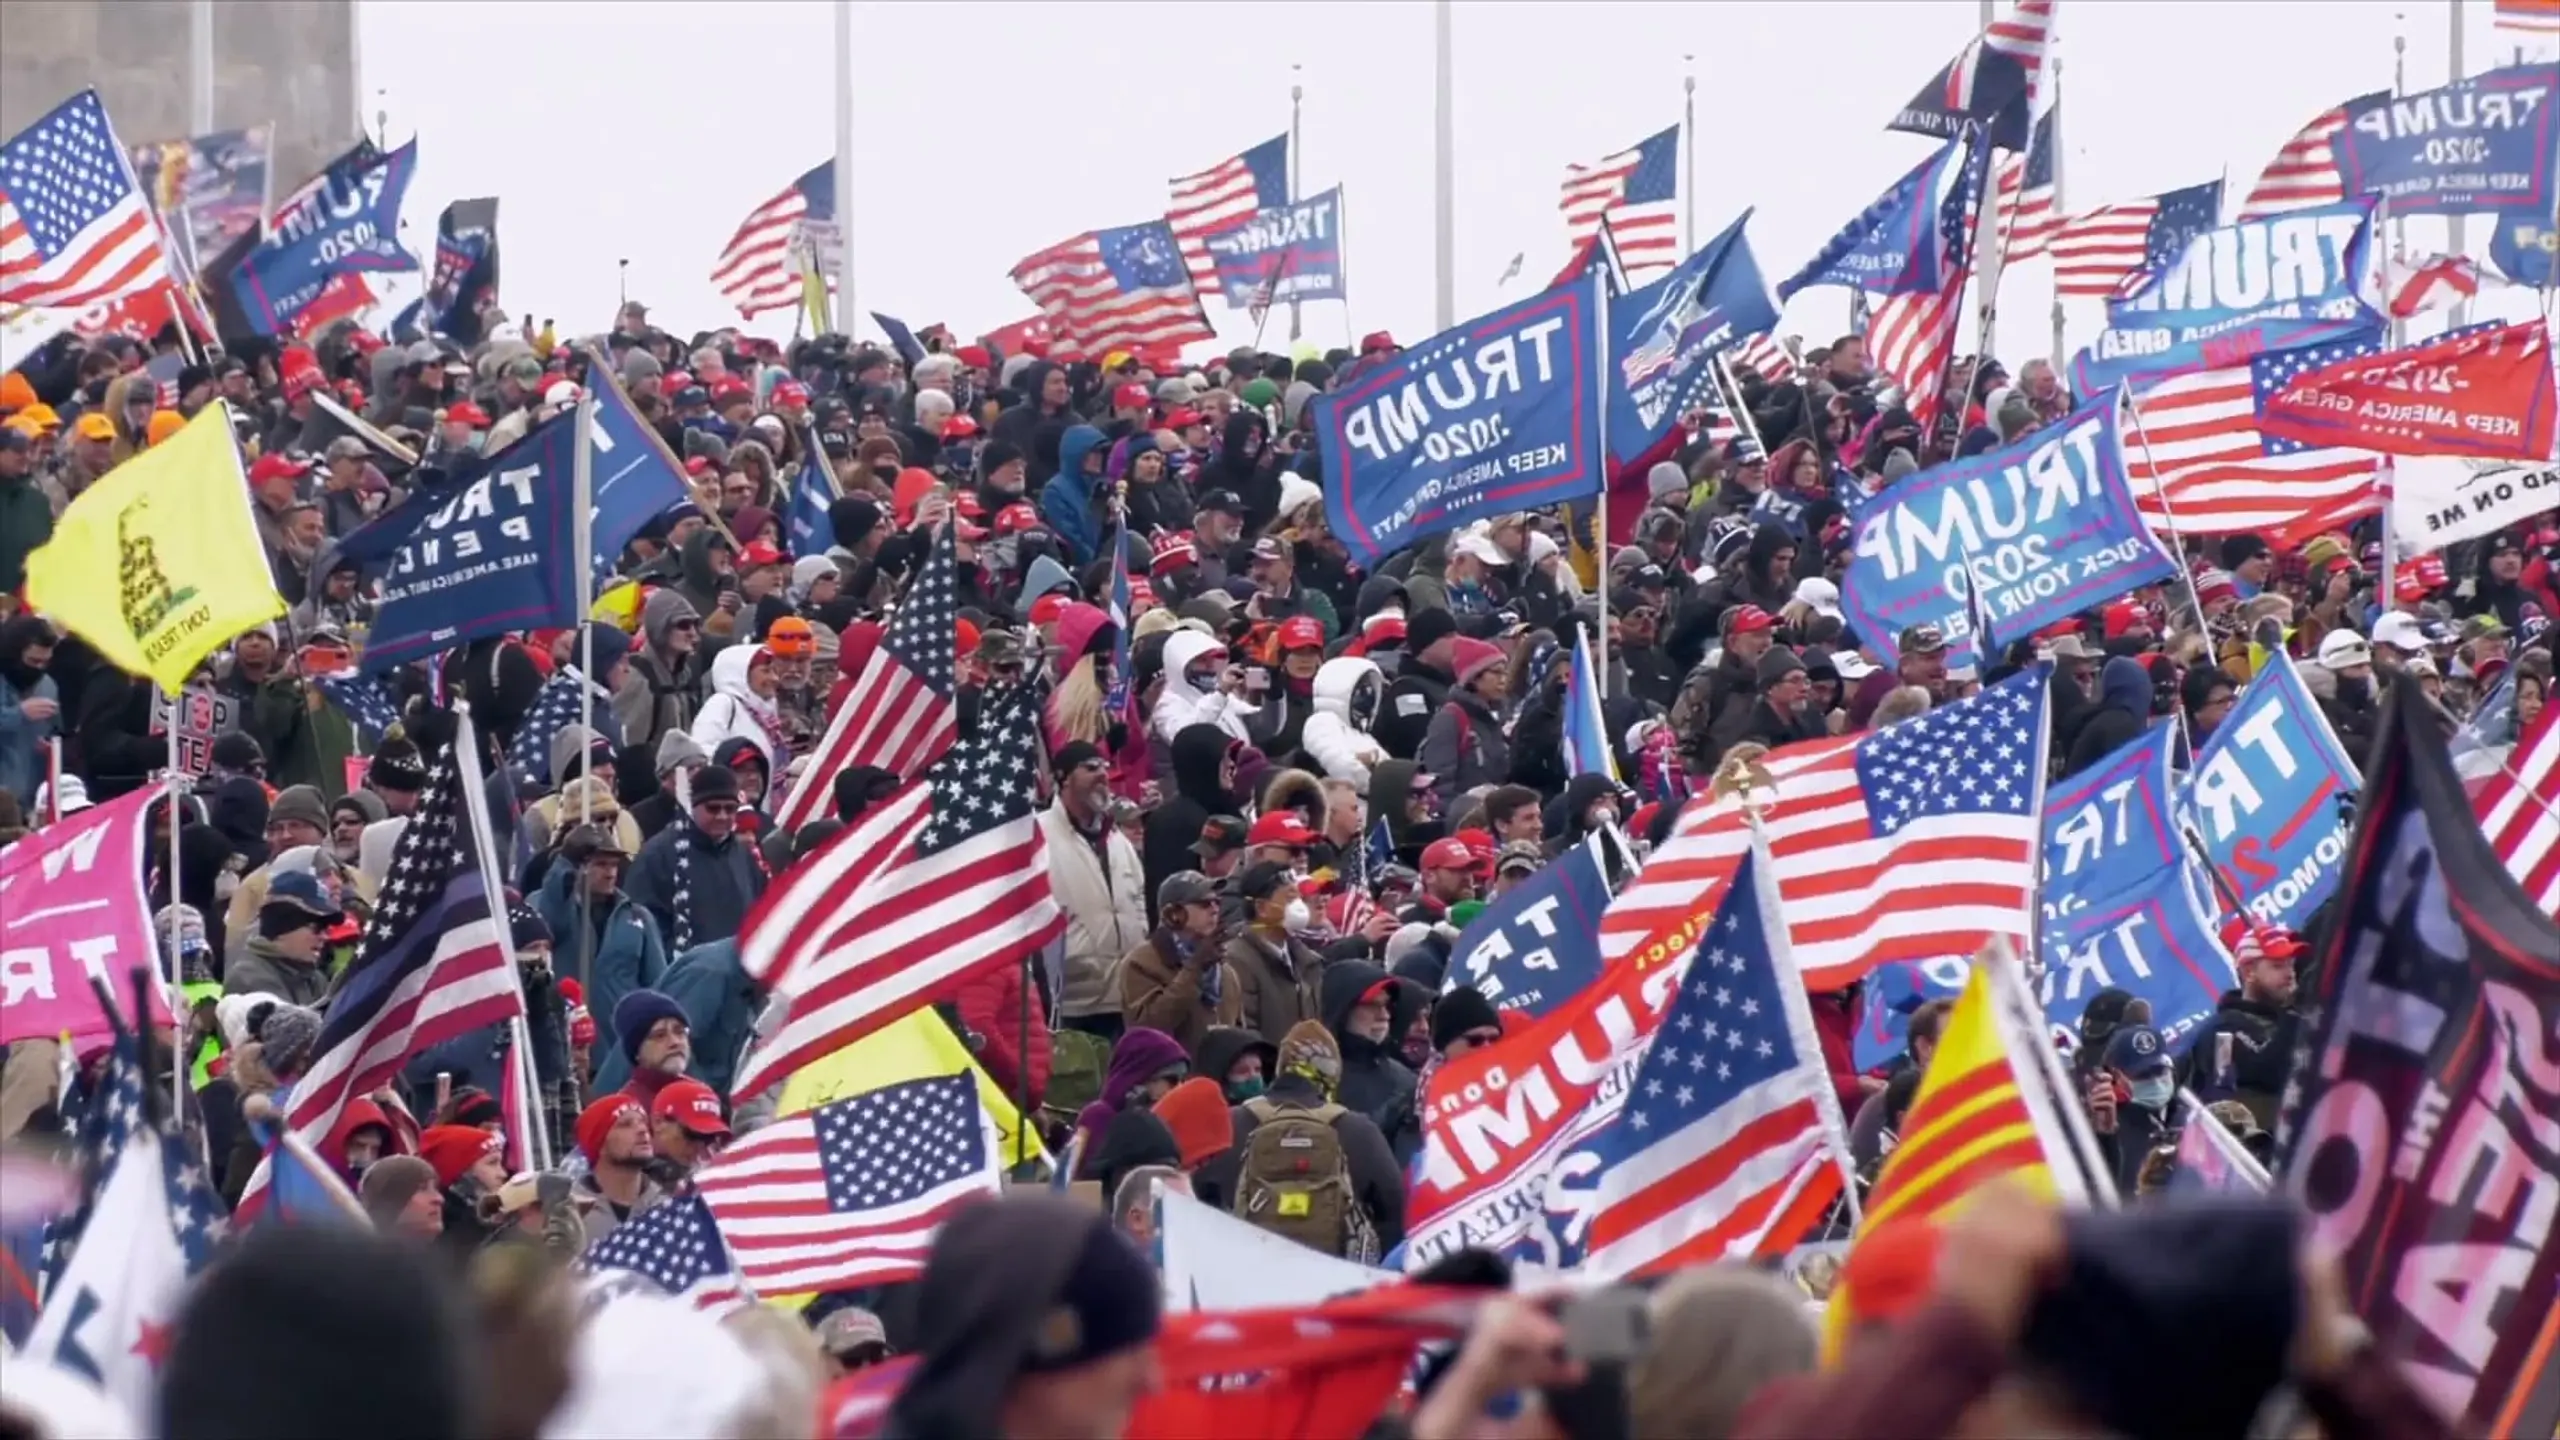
[
  {"left": 1313, "top": 274, "right": 1605, "bottom": 562},
  {"left": 1563, "top": 627, "right": 1617, "bottom": 784},
  {"left": 2186, "top": 649, "right": 2360, "bottom": 934},
  {"left": 1579, "top": 838, "right": 1850, "bottom": 1279},
  {"left": 1442, "top": 830, "right": 1616, "bottom": 1017},
  {"left": 2257, "top": 318, "right": 2556, "bottom": 463},
  {"left": 1202, "top": 188, "right": 1346, "bottom": 313},
  {"left": 228, "top": 138, "right": 419, "bottom": 337},
  {"left": 1778, "top": 136, "right": 1970, "bottom": 301},
  {"left": 787, "top": 424, "right": 839, "bottom": 559},
  {"left": 1841, "top": 395, "right": 2177, "bottom": 668},
  {"left": 1606, "top": 209, "right": 1779, "bottom": 470},
  {"left": 2333, "top": 64, "right": 2560, "bottom": 217}
]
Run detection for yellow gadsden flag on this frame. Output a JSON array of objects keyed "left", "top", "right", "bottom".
[
  {"left": 775, "top": 1006, "right": 1047, "bottom": 1169},
  {"left": 26, "top": 402, "right": 284, "bottom": 693}
]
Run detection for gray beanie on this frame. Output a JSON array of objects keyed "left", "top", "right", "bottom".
[
  {"left": 359, "top": 1155, "right": 439, "bottom": 1227},
  {"left": 620, "top": 348, "right": 663, "bottom": 384},
  {"left": 266, "top": 784, "right": 330, "bottom": 836},
  {"left": 257, "top": 1003, "right": 324, "bottom": 1078}
]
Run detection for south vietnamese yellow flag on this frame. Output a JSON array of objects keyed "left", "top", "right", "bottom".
[{"left": 25, "top": 402, "right": 283, "bottom": 693}]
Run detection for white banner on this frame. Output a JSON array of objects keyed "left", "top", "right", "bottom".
[
  {"left": 1155, "top": 1189, "right": 1396, "bottom": 1312},
  {"left": 2392, "top": 457, "right": 2560, "bottom": 553}
]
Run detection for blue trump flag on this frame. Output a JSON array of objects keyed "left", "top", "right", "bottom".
[
  {"left": 1203, "top": 187, "right": 1346, "bottom": 311},
  {"left": 582, "top": 367, "right": 694, "bottom": 580},
  {"left": 785, "top": 424, "right": 838, "bottom": 560},
  {"left": 228, "top": 138, "right": 420, "bottom": 337},
  {"left": 2336, "top": 65, "right": 2560, "bottom": 217},
  {"left": 870, "top": 312, "right": 926, "bottom": 365},
  {"left": 2184, "top": 649, "right": 2360, "bottom": 934},
  {"left": 1442, "top": 831, "right": 1617, "bottom": 1017},
  {"left": 1840, "top": 395, "right": 2177, "bottom": 667},
  {"left": 2490, "top": 214, "right": 2556, "bottom": 287},
  {"left": 2072, "top": 199, "right": 2381, "bottom": 395},
  {"left": 1777, "top": 135, "right": 1966, "bottom": 301},
  {"left": 1313, "top": 275, "right": 1605, "bottom": 563},
  {"left": 1605, "top": 210, "right": 1779, "bottom": 469},
  {"left": 354, "top": 433, "right": 583, "bottom": 672}
]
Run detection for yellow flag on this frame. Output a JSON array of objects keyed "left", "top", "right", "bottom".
[
  {"left": 26, "top": 403, "right": 284, "bottom": 693},
  {"left": 776, "top": 1007, "right": 1047, "bottom": 1168}
]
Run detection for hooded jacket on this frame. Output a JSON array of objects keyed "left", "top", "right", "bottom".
[
  {"left": 1321, "top": 960, "right": 1423, "bottom": 1162},
  {"left": 673, "top": 527, "right": 733, "bottom": 635},
  {"left": 535, "top": 860, "right": 670, "bottom": 1084},
  {"left": 1299, "top": 657, "right": 1388, "bottom": 793},
  {"left": 625, "top": 809, "right": 766, "bottom": 955},
  {"left": 2063, "top": 657, "right": 2154, "bottom": 777},
  {"left": 1117, "top": 924, "right": 1246, "bottom": 1056},
  {"left": 1140, "top": 722, "right": 1236, "bottom": 919},
  {"left": 1149, "top": 629, "right": 1256, "bottom": 749},
  {"left": 1418, "top": 679, "right": 1509, "bottom": 810},
  {"left": 1070, "top": 1025, "right": 1189, "bottom": 1156},
  {"left": 687, "top": 645, "right": 787, "bottom": 783},
  {"left": 1036, "top": 424, "right": 1110, "bottom": 566},
  {"left": 0, "top": 615, "right": 60, "bottom": 804},
  {"left": 1037, "top": 799, "right": 1148, "bottom": 1021},
  {"left": 1220, "top": 1067, "right": 1407, "bottom": 1253},
  {"left": 617, "top": 589, "right": 701, "bottom": 751},
  {"left": 1116, "top": 433, "right": 1195, "bottom": 539}
]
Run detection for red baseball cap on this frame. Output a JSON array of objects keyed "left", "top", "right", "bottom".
[
  {"left": 683, "top": 456, "right": 713, "bottom": 478},
  {"left": 996, "top": 502, "right": 1041, "bottom": 536},
  {"left": 1248, "top": 811, "right": 1320, "bottom": 848},
  {"left": 1725, "top": 605, "right": 1777, "bottom": 635},
  {"left": 771, "top": 380, "right": 811, "bottom": 407},
  {"left": 740, "top": 540, "right": 788, "bottom": 568},
  {"left": 941, "top": 414, "right": 980, "bottom": 440},
  {"left": 1360, "top": 331, "right": 1399, "bottom": 354},
  {"left": 246, "top": 452, "right": 311, "bottom": 484},
  {"left": 1163, "top": 407, "right": 1203, "bottom": 430},
  {"left": 955, "top": 344, "right": 994, "bottom": 370},
  {"left": 1420, "top": 836, "right": 1478, "bottom": 871},
  {"left": 710, "top": 376, "right": 752, "bottom": 402},
  {"left": 1029, "top": 593, "right": 1071, "bottom": 626},
  {"left": 1277, "top": 615, "right": 1326, "bottom": 651},
  {"left": 664, "top": 370, "right": 694, "bottom": 392},
  {"left": 650, "top": 1079, "right": 733, "bottom": 1139},
  {"left": 442, "top": 400, "right": 491, "bottom": 428},
  {"left": 2102, "top": 600, "right": 2150, "bottom": 639},
  {"left": 1457, "top": 828, "right": 1498, "bottom": 874},
  {"left": 1112, "top": 382, "right": 1150, "bottom": 411}
]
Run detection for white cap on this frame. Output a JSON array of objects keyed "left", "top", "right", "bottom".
[
  {"left": 1832, "top": 650, "right": 1881, "bottom": 681},
  {"left": 1455, "top": 531, "right": 1507, "bottom": 566},
  {"left": 1792, "top": 577, "right": 1843, "bottom": 620},
  {"left": 2370, "top": 611, "right": 2429, "bottom": 655},
  {"left": 2317, "top": 629, "right": 2373, "bottom": 669}
]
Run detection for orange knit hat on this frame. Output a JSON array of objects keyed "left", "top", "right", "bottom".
[{"left": 1152, "top": 1076, "right": 1235, "bottom": 1171}]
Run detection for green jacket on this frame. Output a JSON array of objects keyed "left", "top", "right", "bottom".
[{"left": 0, "top": 473, "right": 54, "bottom": 596}]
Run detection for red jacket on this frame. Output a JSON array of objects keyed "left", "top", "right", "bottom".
[
  {"left": 955, "top": 960, "right": 1050, "bottom": 1113},
  {"left": 1807, "top": 984, "right": 1868, "bottom": 1121}
]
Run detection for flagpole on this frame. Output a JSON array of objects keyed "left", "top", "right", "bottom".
[
  {"left": 1681, "top": 55, "right": 1697, "bottom": 259},
  {"left": 165, "top": 759, "right": 185, "bottom": 1120},
  {"left": 1432, "top": 0, "right": 1456, "bottom": 331},
  {"left": 573, "top": 379, "right": 597, "bottom": 836},
  {"left": 189, "top": 0, "right": 216, "bottom": 134},
  {"left": 1592, "top": 268, "right": 1612, "bottom": 700},
  {"left": 1288, "top": 62, "right": 1306, "bottom": 345},
  {"left": 2119, "top": 394, "right": 2218, "bottom": 624},
  {"left": 2047, "top": 56, "right": 2068, "bottom": 377},
  {"left": 832, "top": 0, "right": 857, "bottom": 330},
  {"left": 1985, "top": 940, "right": 2119, "bottom": 1206},
  {"left": 450, "top": 703, "right": 556, "bottom": 1173},
  {"left": 2447, "top": 0, "right": 2471, "bottom": 327}
]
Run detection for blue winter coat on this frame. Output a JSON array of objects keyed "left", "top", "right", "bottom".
[
  {"left": 0, "top": 668, "right": 58, "bottom": 805},
  {"left": 1037, "top": 424, "right": 1109, "bottom": 566},
  {"left": 654, "top": 939, "right": 762, "bottom": 1098},
  {"left": 535, "top": 862, "right": 671, "bottom": 1071}
]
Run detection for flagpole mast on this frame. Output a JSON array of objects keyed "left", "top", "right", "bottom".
[
  {"left": 2047, "top": 56, "right": 2068, "bottom": 377},
  {"left": 1433, "top": 0, "right": 1456, "bottom": 331},
  {"left": 450, "top": 704, "right": 556, "bottom": 1173},
  {"left": 1592, "top": 269, "right": 1612, "bottom": 700},
  {"left": 1288, "top": 62, "right": 1305, "bottom": 345},
  {"left": 2449, "top": 0, "right": 2471, "bottom": 328},
  {"left": 166, "top": 759, "right": 185, "bottom": 1120},
  {"left": 573, "top": 378, "right": 597, "bottom": 836},
  {"left": 189, "top": 0, "right": 215, "bottom": 134},
  {"left": 832, "top": 0, "right": 857, "bottom": 333},
  {"left": 1681, "top": 54, "right": 1697, "bottom": 259}
]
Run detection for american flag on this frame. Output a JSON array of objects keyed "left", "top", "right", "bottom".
[
  {"left": 0, "top": 90, "right": 173, "bottom": 311},
  {"left": 771, "top": 520, "right": 962, "bottom": 837},
  {"left": 695, "top": 1074, "right": 1002, "bottom": 1294},
  {"left": 578, "top": 1195, "right": 751, "bottom": 1312},
  {"left": 2495, "top": 0, "right": 2560, "bottom": 40},
  {"left": 1868, "top": 129, "right": 1991, "bottom": 429},
  {"left": 1561, "top": 127, "right": 1681, "bottom": 282},
  {"left": 1597, "top": 668, "right": 2048, "bottom": 991},
  {"left": 41, "top": 1023, "right": 221, "bottom": 1283},
  {"left": 234, "top": 742, "right": 525, "bottom": 1221},
  {"left": 709, "top": 159, "right": 835, "bottom": 320},
  {"left": 1010, "top": 218, "right": 1215, "bottom": 357},
  {"left": 2478, "top": 700, "right": 2559, "bottom": 915},
  {"left": 1994, "top": 102, "right": 2062, "bottom": 261},
  {"left": 1165, "top": 134, "right": 1288, "bottom": 294},
  {"left": 2120, "top": 331, "right": 2385, "bottom": 546},
  {"left": 1729, "top": 332, "right": 1797, "bottom": 385},
  {"left": 1581, "top": 844, "right": 1846, "bottom": 1278},
  {"left": 2045, "top": 179, "right": 2223, "bottom": 299},
  {"left": 314, "top": 668, "right": 403, "bottom": 749},
  {"left": 505, "top": 665, "right": 621, "bottom": 794},
  {"left": 731, "top": 686, "right": 1065, "bottom": 1099},
  {"left": 2238, "top": 94, "right": 2381, "bottom": 219}
]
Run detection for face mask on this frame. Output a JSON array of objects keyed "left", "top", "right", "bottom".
[
  {"left": 1281, "top": 898, "right": 1313, "bottom": 932},
  {"left": 1227, "top": 1075, "right": 1265, "bottom": 1102},
  {"left": 2130, "top": 1075, "right": 2174, "bottom": 1110},
  {"left": 1401, "top": 1036, "right": 1434, "bottom": 1069}
]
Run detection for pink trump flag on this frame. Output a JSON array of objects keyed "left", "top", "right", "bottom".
[{"left": 0, "top": 783, "right": 176, "bottom": 1049}]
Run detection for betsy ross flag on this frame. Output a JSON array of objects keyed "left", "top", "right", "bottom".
[
  {"left": 772, "top": 520, "right": 963, "bottom": 836},
  {"left": 1598, "top": 667, "right": 2048, "bottom": 991},
  {"left": 2239, "top": 94, "right": 2380, "bottom": 219},
  {"left": 1993, "top": 102, "right": 2062, "bottom": 260},
  {"left": 579, "top": 1195, "right": 751, "bottom": 1311},
  {"left": 234, "top": 741, "right": 524, "bottom": 1221},
  {"left": 1, "top": 90, "right": 174, "bottom": 311},
  {"left": 731, "top": 685, "right": 1065, "bottom": 1099},
  {"left": 2122, "top": 330, "right": 2385, "bottom": 546},
  {"left": 710, "top": 159, "right": 834, "bottom": 320},
  {"left": 1010, "top": 219, "right": 1215, "bottom": 357},
  {"left": 1579, "top": 842, "right": 1849, "bottom": 1278},
  {"left": 1561, "top": 127, "right": 1681, "bottom": 282},
  {"left": 1165, "top": 134, "right": 1288, "bottom": 294},
  {"left": 2046, "top": 179, "right": 2223, "bottom": 298},
  {"left": 695, "top": 1074, "right": 1002, "bottom": 1293},
  {"left": 2478, "top": 699, "right": 2559, "bottom": 914}
]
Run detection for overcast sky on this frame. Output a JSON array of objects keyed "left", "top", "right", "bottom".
[{"left": 358, "top": 1, "right": 2538, "bottom": 364}]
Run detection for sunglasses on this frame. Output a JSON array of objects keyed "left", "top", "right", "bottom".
[
  {"left": 670, "top": 619, "right": 700, "bottom": 632},
  {"left": 697, "top": 801, "right": 740, "bottom": 816}
]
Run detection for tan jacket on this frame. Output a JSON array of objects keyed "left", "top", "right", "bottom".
[
  {"left": 1226, "top": 930, "right": 1325, "bottom": 1045},
  {"left": 1117, "top": 931, "right": 1244, "bottom": 1056}
]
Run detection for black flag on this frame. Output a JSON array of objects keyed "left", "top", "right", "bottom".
[{"left": 2272, "top": 679, "right": 2560, "bottom": 1436}]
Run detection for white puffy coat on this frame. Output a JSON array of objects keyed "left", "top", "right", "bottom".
[{"left": 1300, "top": 656, "right": 1387, "bottom": 793}]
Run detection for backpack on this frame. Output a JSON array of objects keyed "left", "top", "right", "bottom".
[
  {"left": 1233, "top": 1097, "right": 1374, "bottom": 1261},
  {"left": 1045, "top": 1028, "right": 1113, "bottom": 1127}
]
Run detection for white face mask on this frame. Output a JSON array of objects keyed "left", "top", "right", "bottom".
[
  {"left": 1281, "top": 898, "right": 1313, "bottom": 932},
  {"left": 2130, "top": 1075, "right": 2174, "bottom": 1110}
]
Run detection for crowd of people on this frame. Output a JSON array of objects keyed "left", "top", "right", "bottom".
[{"left": 0, "top": 281, "right": 2548, "bottom": 1439}]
